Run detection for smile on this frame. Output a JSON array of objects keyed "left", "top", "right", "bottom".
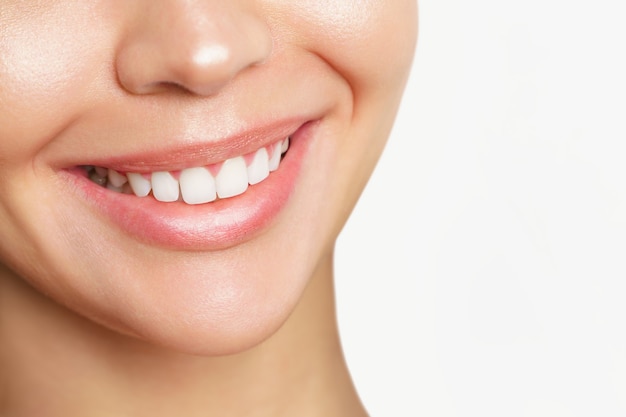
[
  {"left": 63, "top": 120, "right": 317, "bottom": 250},
  {"left": 82, "top": 138, "right": 290, "bottom": 205}
]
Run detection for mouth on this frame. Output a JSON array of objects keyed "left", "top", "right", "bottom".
[
  {"left": 81, "top": 137, "right": 290, "bottom": 205},
  {"left": 62, "top": 120, "right": 316, "bottom": 251}
]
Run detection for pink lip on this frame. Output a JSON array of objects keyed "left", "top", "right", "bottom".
[
  {"left": 62, "top": 120, "right": 317, "bottom": 251},
  {"left": 81, "top": 118, "right": 306, "bottom": 173}
]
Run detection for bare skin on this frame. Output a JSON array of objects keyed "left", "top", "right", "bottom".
[
  {"left": 1, "top": 253, "right": 364, "bottom": 416},
  {"left": 0, "top": 1, "right": 417, "bottom": 415}
]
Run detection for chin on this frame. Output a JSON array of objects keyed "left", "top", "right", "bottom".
[{"left": 35, "top": 202, "right": 331, "bottom": 356}]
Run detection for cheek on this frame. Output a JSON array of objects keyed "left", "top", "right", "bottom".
[
  {"left": 271, "top": 0, "right": 418, "bottom": 94},
  {"left": 0, "top": 3, "right": 110, "bottom": 164}
]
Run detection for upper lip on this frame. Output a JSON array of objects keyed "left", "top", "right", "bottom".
[{"left": 73, "top": 118, "right": 307, "bottom": 173}]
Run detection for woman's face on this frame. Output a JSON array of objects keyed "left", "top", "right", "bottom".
[{"left": 0, "top": 0, "right": 417, "bottom": 354}]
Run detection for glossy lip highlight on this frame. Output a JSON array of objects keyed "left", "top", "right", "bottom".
[{"left": 61, "top": 120, "right": 318, "bottom": 251}]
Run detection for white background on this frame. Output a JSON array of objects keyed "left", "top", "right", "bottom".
[{"left": 335, "top": 1, "right": 626, "bottom": 416}]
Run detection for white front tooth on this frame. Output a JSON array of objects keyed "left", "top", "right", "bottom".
[
  {"left": 281, "top": 137, "right": 290, "bottom": 154},
  {"left": 216, "top": 156, "right": 249, "bottom": 198},
  {"left": 247, "top": 148, "right": 270, "bottom": 185},
  {"left": 179, "top": 167, "right": 217, "bottom": 205},
  {"left": 108, "top": 169, "right": 128, "bottom": 188},
  {"left": 269, "top": 142, "right": 281, "bottom": 172},
  {"left": 127, "top": 173, "right": 151, "bottom": 197},
  {"left": 151, "top": 171, "right": 179, "bottom": 202}
]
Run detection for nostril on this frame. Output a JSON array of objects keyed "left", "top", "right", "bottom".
[{"left": 114, "top": 4, "right": 273, "bottom": 97}]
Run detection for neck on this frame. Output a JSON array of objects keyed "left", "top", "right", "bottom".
[{"left": 0, "top": 253, "right": 367, "bottom": 417}]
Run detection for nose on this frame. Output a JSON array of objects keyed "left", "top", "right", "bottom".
[{"left": 115, "top": 1, "right": 272, "bottom": 96}]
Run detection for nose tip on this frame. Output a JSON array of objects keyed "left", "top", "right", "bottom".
[{"left": 115, "top": 4, "right": 272, "bottom": 96}]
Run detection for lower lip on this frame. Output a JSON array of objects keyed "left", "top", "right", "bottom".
[{"left": 63, "top": 122, "right": 317, "bottom": 251}]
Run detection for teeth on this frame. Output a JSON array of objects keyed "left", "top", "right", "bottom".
[
  {"left": 89, "top": 170, "right": 107, "bottom": 186},
  {"left": 281, "top": 137, "right": 290, "bottom": 154},
  {"left": 95, "top": 166, "right": 108, "bottom": 178},
  {"left": 247, "top": 148, "right": 270, "bottom": 185},
  {"left": 268, "top": 141, "right": 281, "bottom": 172},
  {"left": 108, "top": 169, "right": 128, "bottom": 188},
  {"left": 179, "top": 167, "right": 217, "bottom": 205},
  {"left": 127, "top": 173, "right": 151, "bottom": 197},
  {"left": 216, "top": 156, "right": 249, "bottom": 198},
  {"left": 151, "top": 171, "right": 180, "bottom": 202},
  {"left": 106, "top": 183, "right": 124, "bottom": 193},
  {"left": 89, "top": 137, "right": 292, "bottom": 204}
]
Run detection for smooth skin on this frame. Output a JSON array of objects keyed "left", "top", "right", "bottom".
[{"left": 0, "top": 1, "right": 417, "bottom": 416}]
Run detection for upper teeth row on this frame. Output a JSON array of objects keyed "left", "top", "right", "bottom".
[{"left": 87, "top": 138, "right": 289, "bottom": 205}]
